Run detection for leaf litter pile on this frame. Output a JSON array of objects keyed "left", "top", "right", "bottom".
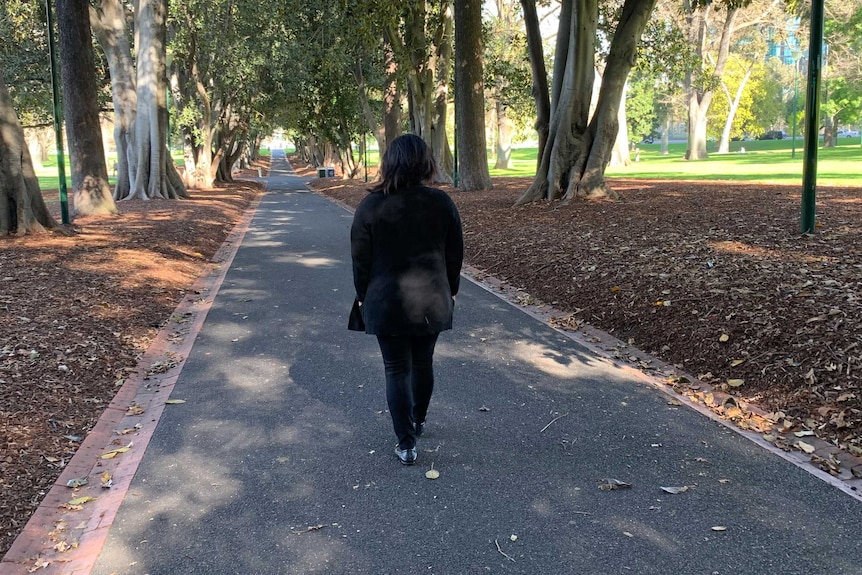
[
  {"left": 2, "top": 155, "right": 861, "bottom": 555},
  {"left": 0, "top": 167, "right": 265, "bottom": 555},
  {"left": 309, "top": 169, "right": 862, "bottom": 473}
]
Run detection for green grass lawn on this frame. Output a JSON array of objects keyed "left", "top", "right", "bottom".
[
  {"left": 35, "top": 148, "right": 274, "bottom": 196},
  {"left": 34, "top": 139, "right": 861, "bottom": 192},
  {"left": 490, "top": 138, "right": 862, "bottom": 186}
]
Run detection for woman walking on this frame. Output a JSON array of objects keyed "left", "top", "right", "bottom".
[{"left": 349, "top": 134, "right": 464, "bottom": 465}]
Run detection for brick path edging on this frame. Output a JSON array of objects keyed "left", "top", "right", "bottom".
[{"left": 1, "top": 192, "right": 263, "bottom": 575}]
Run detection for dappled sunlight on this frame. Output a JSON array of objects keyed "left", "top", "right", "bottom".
[
  {"left": 136, "top": 448, "right": 242, "bottom": 522},
  {"left": 709, "top": 240, "right": 828, "bottom": 264},
  {"left": 272, "top": 403, "right": 354, "bottom": 447},
  {"left": 223, "top": 357, "right": 293, "bottom": 396},
  {"left": 506, "top": 339, "right": 610, "bottom": 380},
  {"left": 274, "top": 255, "right": 340, "bottom": 268},
  {"left": 606, "top": 516, "right": 680, "bottom": 554},
  {"left": 278, "top": 528, "right": 353, "bottom": 573}
]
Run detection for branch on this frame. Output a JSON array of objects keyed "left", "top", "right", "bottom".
[{"left": 494, "top": 540, "right": 516, "bottom": 562}]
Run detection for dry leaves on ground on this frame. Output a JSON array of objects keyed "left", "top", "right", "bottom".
[
  {"left": 3, "top": 154, "right": 861, "bottom": 556},
  {"left": 0, "top": 163, "right": 266, "bottom": 554}
]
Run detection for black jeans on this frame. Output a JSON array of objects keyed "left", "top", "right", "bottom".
[{"left": 376, "top": 333, "right": 439, "bottom": 450}]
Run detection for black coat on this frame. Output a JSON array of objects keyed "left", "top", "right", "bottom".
[{"left": 350, "top": 185, "right": 464, "bottom": 336}]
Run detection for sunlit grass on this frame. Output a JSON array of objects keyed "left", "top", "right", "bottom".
[
  {"left": 34, "top": 138, "right": 861, "bottom": 192},
  {"left": 489, "top": 139, "right": 862, "bottom": 186}
]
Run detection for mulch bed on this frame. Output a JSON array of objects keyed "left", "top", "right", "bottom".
[
  {"left": 0, "top": 163, "right": 267, "bottom": 554},
  {"left": 306, "top": 162, "right": 862, "bottom": 461},
  {"left": 2, "top": 153, "right": 860, "bottom": 555}
]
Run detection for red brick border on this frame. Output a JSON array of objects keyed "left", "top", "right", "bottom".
[{"left": 1, "top": 193, "right": 263, "bottom": 575}]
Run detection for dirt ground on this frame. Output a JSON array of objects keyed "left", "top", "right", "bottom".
[{"left": 2, "top": 155, "right": 861, "bottom": 555}]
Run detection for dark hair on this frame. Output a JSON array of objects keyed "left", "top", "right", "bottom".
[{"left": 372, "top": 134, "right": 437, "bottom": 194}]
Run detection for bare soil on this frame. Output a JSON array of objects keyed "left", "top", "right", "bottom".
[{"left": 2, "top": 155, "right": 860, "bottom": 555}]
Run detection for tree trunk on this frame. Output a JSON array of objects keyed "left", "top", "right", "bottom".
[
  {"left": 398, "top": 4, "right": 454, "bottom": 179},
  {"left": 824, "top": 115, "right": 835, "bottom": 148},
  {"left": 661, "top": 112, "right": 670, "bottom": 155},
  {"left": 683, "top": 3, "right": 737, "bottom": 160},
  {"left": 432, "top": 4, "right": 455, "bottom": 183},
  {"left": 454, "top": 0, "right": 492, "bottom": 191},
  {"left": 520, "top": 0, "right": 550, "bottom": 166},
  {"left": 403, "top": 5, "right": 434, "bottom": 141},
  {"left": 610, "top": 86, "right": 631, "bottom": 167},
  {"left": 26, "top": 132, "right": 43, "bottom": 170},
  {"left": 354, "top": 60, "right": 386, "bottom": 152},
  {"left": 0, "top": 68, "right": 57, "bottom": 235},
  {"left": 128, "top": 0, "right": 186, "bottom": 199},
  {"left": 56, "top": 0, "right": 118, "bottom": 217},
  {"left": 494, "top": 98, "right": 512, "bottom": 169},
  {"left": 381, "top": 29, "right": 402, "bottom": 155},
  {"left": 717, "top": 64, "right": 753, "bottom": 153},
  {"left": 517, "top": 0, "right": 656, "bottom": 204},
  {"left": 90, "top": 0, "right": 137, "bottom": 202}
]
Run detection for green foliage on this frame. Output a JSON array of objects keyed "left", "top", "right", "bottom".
[
  {"left": 0, "top": 0, "right": 52, "bottom": 127},
  {"left": 706, "top": 54, "right": 764, "bottom": 139},
  {"left": 748, "top": 57, "right": 787, "bottom": 132},
  {"left": 268, "top": 0, "right": 370, "bottom": 145},
  {"left": 822, "top": 2, "right": 862, "bottom": 129},
  {"left": 626, "top": 76, "right": 658, "bottom": 141},
  {"left": 483, "top": 3, "right": 535, "bottom": 142}
]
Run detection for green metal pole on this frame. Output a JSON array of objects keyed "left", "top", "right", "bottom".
[
  {"left": 801, "top": 0, "right": 825, "bottom": 234},
  {"left": 45, "top": 0, "right": 69, "bottom": 224}
]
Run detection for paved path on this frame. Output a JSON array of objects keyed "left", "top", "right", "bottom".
[{"left": 10, "top": 151, "right": 862, "bottom": 574}]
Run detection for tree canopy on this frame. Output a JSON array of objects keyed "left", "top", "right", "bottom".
[{"left": 0, "top": 0, "right": 857, "bottom": 231}]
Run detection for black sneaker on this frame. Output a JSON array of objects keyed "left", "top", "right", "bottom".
[{"left": 395, "top": 445, "right": 417, "bottom": 465}]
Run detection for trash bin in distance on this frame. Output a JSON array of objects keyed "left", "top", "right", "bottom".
[{"left": 317, "top": 167, "right": 327, "bottom": 178}]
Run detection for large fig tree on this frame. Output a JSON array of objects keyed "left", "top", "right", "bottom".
[{"left": 517, "top": 0, "right": 658, "bottom": 204}]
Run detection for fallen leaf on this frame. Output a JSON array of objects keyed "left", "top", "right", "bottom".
[
  {"left": 719, "top": 334, "right": 730, "bottom": 342},
  {"left": 100, "top": 472, "right": 113, "bottom": 488},
  {"left": 165, "top": 399, "right": 186, "bottom": 404},
  {"left": 291, "top": 524, "right": 325, "bottom": 535},
  {"left": 730, "top": 359, "right": 745, "bottom": 367},
  {"left": 425, "top": 469, "right": 440, "bottom": 480},
  {"left": 598, "top": 478, "right": 632, "bottom": 491},
  {"left": 796, "top": 441, "right": 816, "bottom": 454},
  {"left": 711, "top": 526, "right": 727, "bottom": 532},
  {"left": 793, "top": 430, "right": 814, "bottom": 437},
  {"left": 126, "top": 403, "right": 145, "bottom": 416},
  {"left": 510, "top": 534, "right": 518, "bottom": 542},
  {"left": 65, "top": 478, "right": 88, "bottom": 488},
  {"left": 67, "top": 496, "right": 96, "bottom": 506},
  {"left": 660, "top": 486, "right": 689, "bottom": 494},
  {"left": 478, "top": 405, "right": 490, "bottom": 412},
  {"left": 101, "top": 443, "right": 133, "bottom": 459},
  {"left": 727, "top": 379, "right": 744, "bottom": 387}
]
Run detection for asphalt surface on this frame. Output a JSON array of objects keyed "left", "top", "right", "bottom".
[{"left": 92, "top": 151, "right": 862, "bottom": 575}]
